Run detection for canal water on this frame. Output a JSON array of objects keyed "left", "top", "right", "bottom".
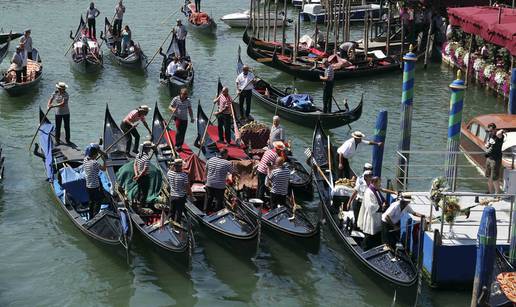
[{"left": 0, "top": 0, "right": 507, "bottom": 306}]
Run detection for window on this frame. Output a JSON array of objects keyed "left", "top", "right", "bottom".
[
  {"left": 469, "top": 123, "right": 479, "bottom": 136},
  {"left": 478, "top": 127, "right": 487, "bottom": 143}
]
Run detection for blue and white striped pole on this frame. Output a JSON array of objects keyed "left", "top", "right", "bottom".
[
  {"left": 445, "top": 71, "right": 467, "bottom": 190},
  {"left": 372, "top": 110, "right": 388, "bottom": 177},
  {"left": 509, "top": 68, "right": 516, "bottom": 115},
  {"left": 396, "top": 46, "right": 417, "bottom": 186},
  {"left": 471, "top": 206, "right": 497, "bottom": 307}
]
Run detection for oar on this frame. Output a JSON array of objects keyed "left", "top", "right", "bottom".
[
  {"left": 197, "top": 99, "right": 217, "bottom": 156},
  {"left": 288, "top": 190, "right": 298, "bottom": 221},
  {"left": 28, "top": 106, "right": 55, "bottom": 151},
  {"left": 100, "top": 123, "right": 140, "bottom": 158},
  {"left": 304, "top": 148, "right": 332, "bottom": 187},
  {"left": 144, "top": 29, "right": 174, "bottom": 70},
  {"left": 331, "top": 96, "right": 343, "bottom": 112},
  {"left": 257, "top": 57, "right": 273, "bottom": 63},
  {"left": 229, "top": 101, "right": 241, "bottom": 145},
  {"left": 160, "top": 10, "right": 179, "bottom": 25},
  {"left": 148, "top": 110, "right": 176, "bottom": 160}
]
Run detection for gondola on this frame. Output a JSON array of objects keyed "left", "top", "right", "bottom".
[
  {"left": 0, "top": 48, "right": 43, "bottom": 96},
  {"left": 310, "top": 121, "right": 419, "bottom": 292},
  {"left": 181, "top": 0, "right": 217, "bottom": 33},
  {"left": 69, "top": 16, "right": 103, "bottom": 74},
  {"left": 237, "top": 47, "right": 362, "bottom": 129},
  {"left": 151, "top": 104, "right": 260, "bottom": 246},
  {"left": 102, "top": 105, "right": 191, "bottom": 258},
  {"left": 32, "top": 108, "right": 132, "bottom": 254},
  {"left": 0, "top": 32, "right": 22, "bottom": 44},
  {"left": 247, "top": 40, "right": 400, "bottom": 82},
  {"left": 0, "top": 37, "right": 10, "bottom": 64},
  {"left": 102, "top": 17, "right": 148, "bottom": 70},
  {"left": 159, "top": 33, "right": 194, "bottom": 97}
]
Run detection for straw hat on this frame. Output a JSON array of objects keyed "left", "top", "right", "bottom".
[
  {"left": 142, "top": 141, "right": 154, "bottom": 148},
  {"left": 364, "top": 162, "right": 373, "bottom": 170},
  {"left": 173, "top": 158, "right": 183, "bottom": 165},
  {"left": 56, "top": 82, "right": 68, "bottom": 89},
  {"left": 363, "top": 170, "right": 373, "bottom": 176},
  {"left": 138, "top": 105, "right": 151, "bottom": 112},
  {"left": 273, "top": 141, "right": 285, "bottom": 150},
  {"left": 351, "top": 131, "right": 365, "bottom": 139}
]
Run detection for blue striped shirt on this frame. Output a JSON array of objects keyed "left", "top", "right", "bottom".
[
  {"left": 136, "top": 153, "right": 150, "bottom": 175},
  {"left": 83, "top": 157, "right": 101, "bottom": 189},
  {"left": 268, "top": 165, "right": 290, "bottom": 196},
  {"left": 167, "top": 170, "right": 189, "bottom": 198},
  {"left": 206, "top": 156, "right": 233, "bottom": 189},
  {"left": 324, "top": 65, "right": 334, "bottom": 81}
]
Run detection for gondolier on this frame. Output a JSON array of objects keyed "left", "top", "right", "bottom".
[
  {"left": 113, "top": 0, "right": 125, "bottom": 36},
  {"left": 381, "top": 195, "right": 425, "bottom": 250},
  {"left": 83, "top": 143, "right": 107, "bottom": 219},
  {"left": 174, "top": 19, "right": 188, "bottom": 58},
  {"left": 337, "top": 131, "right": 382, "bottom": 179},
  {"left": 10, "top": 45, "right": 24, "bottom": 83},
  {"left": 169, "top": 88, "right": 194, "bottom": 151},
  {"left": 86, "top": 2, "right": 101, "bottom": 39},
  {"left": 319, "top": 59, "right": 334, "bottom": 113},
  {"left": 194, "top": 0, "right": 201, "bottom": 12},
  {"left": 47, "top": 82, "right": 71, "bottom": 144},
  {"left": 213, "top": 86, "right": 233, "bottom": 144},
  {"left": 133, "top": 141, "right": 154, "bottom": 212},
  {"left": 267, "top": 157, "right": 290, "bottom": 208},
  {"left": 20, "top": 29, "right": 33, "bottom": 60},
  {"left": 205, "top": 148, "right": 235, "bottom": 212},
  {"left": 167, "top": 158, "right": 192, "bottom": 226},
  {"left": 121, "top": 105, "right": 151, "bottom": 155},
  {"left": 268, "top": 115, "right": 286, "bottom": 147},
  {"left": 235, "top": 65, "right": 255, "bottom": 119},
  {"left": 19, "top": 42, "right": 28, "bottom": 82},
  {"left": 256, "top": 141, "right": 285, "bottom": 198}
]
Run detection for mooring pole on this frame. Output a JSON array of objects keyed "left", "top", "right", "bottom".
[
  {"left": 444, "top": 71, "right": 466, "bottom": 191},
  {"left": 372, "top": 110, "right": 388, "bottom": 177},
  {"left": 509, "top": 68, "right": 516, "bottom": 115},
  {"left": 470, "top": 207, "right": 497, "bottom": 307},
  {"left": 395, "top": 46, "right": 417, "bottom": 188}
]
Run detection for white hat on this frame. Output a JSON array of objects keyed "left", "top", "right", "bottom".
[
  {"left": 273, "top": 141, "right": 285, "bottom": 150},
  {"left": 352, "top": 131, "right": 365, "bottom": 138},
  {"left": 363, "top": 170, "right": 373, "bottom": 176},
  {"left": 56, "top": 82, "right": 68, "bottom": 89},
  {"left": 142, "top": 141, "right": 154, "bottom": 147},
  {"left": 139, "top": 105, "right": 151, "bottom": 112},
  {"left": 364, "top": 162, "right": 373, "bottom": 170}
]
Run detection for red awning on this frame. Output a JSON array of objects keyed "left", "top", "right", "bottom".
[{"left": 448, "top": 6, "right": 516, "bottom": 56}]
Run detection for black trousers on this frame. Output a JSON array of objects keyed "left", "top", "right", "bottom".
[
  {"left": 322, "top": 81, "right": 334, "bottom": 113},
  {"left": 195, "top": 0, "right": 201, "bottom": 11},
  {"left": 27, "top": 51, "right": 33, "bottom": 60},
  {"left": 55, "top": 114, "right": 71, "bottom": 143},
  {"left": 352, "top": 199, "right": 362, "bottom": 228},
  {"left": 15, "top": 70, "right": 22, "bottom": 83},
  {"left": 217, "top": 113, "right": 232, "bottom": 143},
  {"left": 382, "top": 221, "right": 399, "bottom": 249},
  {"left": 177, "top": 39, "right": 186, "bottom": 58},
  {"left": 21, "top": 66, "right": 27, "bottom": 82},
  {"left": 239, "top": 89, "right": 252, "bottom": 118},
  {"left": 169, "top": 196, "right": 186, "bottom": 224},
  {"left": 205, "top": 186, "right": 225, "bottom": 212},
  {"left": 113, "top": 18, "right": 123, "bottom": 36},
  {"left": 257, "top": 171, "right": 267, "bottom": 199},
  {"left": 88, "top": 18, "right": 96, "bottom": 38},
  {"left": 121, "top": 121, "right": 140, "bottom": 154},
  {"left": 361, "top": 232, "right": 381, "bottom": 251},
  {"left": 338, "top": 157, "right": 351, "bottom": 179},
  {"left": 175, "top": 119, "right": 188, "bottom": 148},
  {"left": 136, "top": 175, "right": 150, "bottom": 205},
  {"left": 87, "top": 186, "right": 104, "bottom": 219},
  {"left": 270, "top": 193, "right": 286, "bottom": 208}
]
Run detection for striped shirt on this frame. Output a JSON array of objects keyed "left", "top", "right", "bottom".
[
  {"left": 20, "top": 36, "right": 32, "bottom": 52},
  {"left": 206, "top": 156, "right": 233, "bottom": 189},
  {"left": 175, "top": 25, "right": 188, "bottom": 40},
  {"left": 136, "top": 153, "right": 150, "bottom": 175},
  {"left": 86, "top": 8, "right": 100, "bottom": 19},
  {"left": 124, "top": 110, "right": 145, "bottom": 124},
  {"left": 83, "top": 157, "right": 101, "bottom": 189},
  {"left": 269, "top": 125, "right": 285, "bottom": 144},
  {"left": 52, "top": 91, "right": 70, "bottom": 116},
  {"left": 169, "top": 96, "right": 192, "bottom": 121},
  {"left": 216, "top": 93, "right": 232, "bottom": 115},
  {"left": 268, "top": 165, "right": 290, "bottom": 196},
  {"left": 257, "top": 149, "right": 278, "bottom": 174},
  {"left": 167, "top": 170, "right": 189, "bottom": 198},
  {"left": 324, "top": 65, "right": 334, "bottom": 81}
]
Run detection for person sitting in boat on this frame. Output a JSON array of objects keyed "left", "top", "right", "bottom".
[
  {"left": 83, "top": 143, "right": 107, "bottom": 219},
  {"left": 120, "top": 25, "right": 131, "bottom": 55},
  {"left": 133, "top": 141, "right": 155, "bottom": 215},
  {"left": 167, "top": 158, "right": 192, "bottom": 228},
  {"left": 361, "top": 176, "right": 387, "bottom": 251},
  {"left": 177, "top": 57, "right": 192, "bottom": 78},
  {"left": 81, "top": 35, "right": 90, "bottom": 58},
  {"left": 256, "top": 141, "right": 286, "bottom": 199},
  {"left": 121, "top": 105, "right": 152, "bottom": 155},
  {"left": 268, "top": 116, "right": 286, "bottom": 148},
  {"left": 345, "top": 163, "right": 373, "bottom": 229},
  {"left": 10, "top": 45, "right": 24, "bottom": 83},
  {"left": 328, "top": 54, "right": 352, "bottom": 71},
  {"left": 205, "top": 148, "right": 235, "bottom": 213},
  {"left": 381, "top": 195, "right": 425, "bottom": 250},
  {"left": 213, "top": 86, "right": 233, "bottom": 144},
  {"left": 166, "top": 57, "right": 181, "bottom": 77},
  {"left": 338, "top": 41, "right": 357, "bottom": 61},
  {"left": 267, "top": 157, "right": 290, "bottom": 209},
  {"left": 337, "top": 131, "right": 382, "bottom": 179}
]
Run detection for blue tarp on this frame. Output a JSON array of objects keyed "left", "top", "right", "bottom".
[
  {"left": 279, "top": 94, "right": 315, "bottom": 112},
  {"left": 60, "top": 167, "right": 89, "bottom": 204},
  {"left": 38, "top": 122, "right": 54, "bottom": 181}
]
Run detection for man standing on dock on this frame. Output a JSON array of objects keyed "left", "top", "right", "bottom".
[
  {"left": 485, "top": 123, "right": 505, "bottom": 194},
  {"left": 337, "top": 132, "right": 382, "bottom": 179},
  {"left": 320, "top": 60, "right": 334, "bottom": 113}
]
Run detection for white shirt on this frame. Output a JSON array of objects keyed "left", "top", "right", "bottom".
[
  {"left": 382, "top": 201, "right": 415, "bottom": 224},
  {"left": 166, "top": 62, "right": 180, "bottom": 76},
  {"left": 337, "top": 137, "right": 370, "bottom": 159},
  {"left": 236, "top": 72, "right": 255, "bottom": 91},
  {"left": 175, "top": 25, "right": 188, "bottom": 40}
]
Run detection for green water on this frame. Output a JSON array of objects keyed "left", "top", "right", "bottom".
[{"left": 0, "top": 0, "right": 505, "bottom": 306}]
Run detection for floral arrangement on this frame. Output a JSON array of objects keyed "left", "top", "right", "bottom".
[
  {"left": 463, "top": 53, "right": 469, "bottom": 67},
  {"left": 495, "top": 70, "right": 508, "bottom": 85},
  {"left": 484, "top": 64, "right": 496, "bottom": 79},
  {"left": 502, "top": 78, "right": 510, "bottom": 96},
  {"left": 473, "top": 58, "right": 484, "bottom": 71},
  {"left": 429, "top": 177, "right": 462, "bottom": 224},
  {"left": 455, "top": 46, "right": 465, "bottom": 58}
]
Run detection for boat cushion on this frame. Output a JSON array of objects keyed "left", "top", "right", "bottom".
[
  {"left": 60, "top": 166, "right": 89, "bottom": 204},
  {"left": 279, "top": 94, "right": 316, "bottom": 112},
  {"left": 116, "top": 161, "right": 163, "bottom": 204}
]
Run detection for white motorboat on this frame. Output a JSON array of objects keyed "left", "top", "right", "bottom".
[{"left": 220, "top": 10, "right": 290, "bottom": 28}]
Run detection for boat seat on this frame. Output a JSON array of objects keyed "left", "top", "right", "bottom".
[
  {"left": 206, "top": 209, "right": 230, "bottom": 223},
  {"left": 350, "top": 230, "right": 365, "bottom": 238},
  {"left": 367, "top": 50, "right": 387, "bottom": 59},
  {"left": 362, "top": 245, "right": 390, "bottom": 260}
]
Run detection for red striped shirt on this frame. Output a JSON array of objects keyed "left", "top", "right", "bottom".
[
  {"left": 216, "top": 93, "right": 232, "bottom": 114},
  {"left": 257, "top": 149, "right": 278, "bottom": 174},
  {"left": 123, "top": 110, "right": 145, "bottom": 124}
]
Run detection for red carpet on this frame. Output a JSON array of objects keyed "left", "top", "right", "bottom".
[
  {"left": 165, "top": 130, "right": 194, "bottom": 160},
  {"left": 206, "top": 126, "right": 248, "bottom": 160}
]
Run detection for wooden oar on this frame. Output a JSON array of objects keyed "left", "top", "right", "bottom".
[
  {"left": 144, "top": 29, "right": 174, "bottom": 70},
  {"left": 160, "top": 10, "right": 179, "bottom": 25},
  {"left": 197, "top": 100, "right": 217, "bottom": 156},
  {"left": 257, "top": 57, "right": 273, "bottom": 63},
  {"left": 288, "top": 190, "right": 298, "bottom": 221},
  {"left": 229, "top": 101, "right": 241, "bottom": 144},
  {"left": 149, "top": 110, "right": 176, "bottom": 160},
  {"left": 28, "top": 106, "right": 54, "bottom": 151},
  {"left": 304, "top": 148, "right": 331, "bottom": 187},
  {"left": 331, "top": 96, "right": 343, "bottom": 112}
]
